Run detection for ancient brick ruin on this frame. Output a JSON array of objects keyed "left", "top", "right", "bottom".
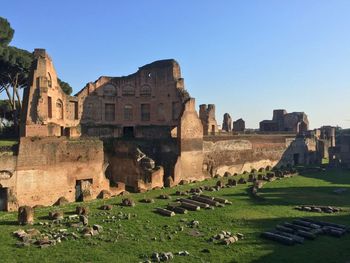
[
  {"left": 222, "top": 113, "right": 232, "bottom": 132},
  {"left": 259, "top": 109, "right": 309, "bottom": 133},
  {"left": 233, "top": 118, "right": 245, "bottom": 132},
  {"left": 199, "top": 104, "right": 219, "bottom": 135},
  {"left": 0, "top": 49, "right": 339, "bottom": 211},
  {"left": 329, "top": 134, "right": 350, "bottom": 168}
]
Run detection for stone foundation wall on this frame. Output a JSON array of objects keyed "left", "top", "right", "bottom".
[
  {"left": 0, "top": 137, "right": 124, "bottom": 210},
  {"left": 203, "top": 134, "right": 299, "bottom": 176}
]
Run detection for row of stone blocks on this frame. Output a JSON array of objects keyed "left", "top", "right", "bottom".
[
  {"left": 261, "top": 218, "right": 349, "bottom": 246},
  {"left": 155, "top": 194, "right": 232, "bottom": 217}
]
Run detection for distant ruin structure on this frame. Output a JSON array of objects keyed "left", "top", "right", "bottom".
[
  {"left": 222, "top": 113, "right": 232, "bottom": 132},
  {"left": 233, "top": 118, "right": 245, "bottom": 132},
  {"left": 259, "top": 109, "right": 309, "bottom": 133},
  {"left": 199, "top": 104, "right": 219, "bottom": 135},
  {"left": 329, "top": 134, "right": 350, "bottom": 168}
]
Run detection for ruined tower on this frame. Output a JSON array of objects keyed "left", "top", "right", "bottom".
[
  {"left": 20, "top": 49, "right": 80, "bottom": 137},
  {"left": 199, "top": 104, "right": 219, "bottom": 135},
  {"left": 222, "top": 113, "right": 232, "bottom": 132}
]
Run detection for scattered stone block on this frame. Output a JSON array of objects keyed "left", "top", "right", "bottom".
[
  {"left": 121, "top": 198, "right": 135, "bottom": 207},
  {"left": 167, "top": 204, "right": 188, "bottom": 214},
  {"left": 216, "top": 180, "right": 224, "bottom": 187},
  {"left": 177, "top": 250, "right": 190, "bottom": 256},
  {"left": 76, "top": 206, "right": 89, "bottom": 216},
  {"left": 175, "top": 190, "right": 189, "bottom": 196},
  {"left": 79, "top": 215, "right": 89, "bottom": 226},
  {"left": 238, "top": 178, "right": 247, "bottom": 184},
  {"left": 190, "top": 188, "right": 202, "bottom": 194},
  {"left": 179, "top": 180, "right": 189, "bottom": 185},
  {"left": 158, "top": 194, "right": 171, "bottom": 200},
  {"left": 140, "top": 198, "right": 155, "bottom": 203},
  {"left": 18, "top": 206, "right": 34, "bottom": 225},
  {"left": 49, "top": 210, "right": 64, "bottom": 220},
  {"left": 189, "top": 220, "right": 199, "bottom": 227},
  {"left": 178, "top": 198, "right": 210, "bottom": 209},
  {"left": 227, "top": 179, "right": 237, "bottom": 186},
  {"left": 98, "top": 190, "right": 111, "bottom": 199},
  {"left": 156, "top": 208, "right": 175, "bottom": 217},
  {"left": 54, "top": 197, "right": 69, "bottom": 206},
  {"left": 93, "top": 224, "right": 103, "bottom": 233},
  {"left": 180, "top": 201, "right": 200, "bottom": 211},
  {"left": 99, "top": 204, "right": 113, "bottom": 210}
]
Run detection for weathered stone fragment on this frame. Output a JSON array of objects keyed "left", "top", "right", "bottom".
[
  {"left": 18, "top": 206, "right": 34, "bottom": 225},
  {"left": 54, "top": 197, "right": 69, "bottom": 206},
  {"left": 98, "top": 190, "right": 111, "bottom": 199},
  {"left": 156, "top": 208, "right": 175, "bottom": 217},
  {"left": 99, "top": 204, "right": 113, "bottom": 210},
  {"left": 76, "top": 206, "right": 89, "bottom": 216},
  {"left": 49, "top": 210, "right": 64, "bottom": 220},
  {"left": 121, "top": 198, "right": 135, "bottom": 207}
]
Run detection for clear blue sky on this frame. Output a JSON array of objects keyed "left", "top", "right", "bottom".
[{"left": 2, "top": 0, "right": 350, "bottom": 128}]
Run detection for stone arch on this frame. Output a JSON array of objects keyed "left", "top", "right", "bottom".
[
  {"left": 140, "top": 85, "right": 151, "bottom": 97},
  {"left": 103, "top": 84, "right": 116, "bottom": 96},
  {"left": 122, "top": 85, "right": 135, "bottom": 96}
]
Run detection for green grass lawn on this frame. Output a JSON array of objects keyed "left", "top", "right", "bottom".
[
  {"left": 0, "top": 139, "right": 18, "bottom": 147},
  {"left": 0, "top": 169, "right": 349, "bottom": 263}
]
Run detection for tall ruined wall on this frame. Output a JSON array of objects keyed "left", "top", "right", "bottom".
[
  {"left": 260, "top": 109, "right": 309, "bottom": 133},
  {"left": 21, "top": 49, "right": 80, "bottom": 137},
  {"left": 203, "top": 134, "right": 310, "bottom": 176},
  {"left": 5, "top": 137, "right": 116, "bottom": 209},
  {"left": 176, "top": 99, "right": 204, "bottom": 183},
  {"left": 77, "top": 59, "right": 187, "bottom": 138},
  {"left": 199, "top": 104, "right": 219, "bottom": 135}
]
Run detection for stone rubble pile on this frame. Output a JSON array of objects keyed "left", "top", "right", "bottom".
[
  {"left": 209, "top": 230, "right": 244, "bottom": 245},
  {"left": 150, "top": 251, "right": 174, "bottom": 262},
  {"left": 142, "top": 250, "right": 190, "bottom": 262},
  {"left": 13, "top": 226, "right": 78, "bottom": 249},
  {"left": 13, "top": 203, "right": 140, "bottom": 248}
]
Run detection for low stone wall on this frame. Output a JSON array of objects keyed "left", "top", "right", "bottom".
[
  {"left": 0, "top": 137, "right": 124, "bottom": 210},
  {"left": 203, "top": 134, "right": 297, "bottom": 176}
]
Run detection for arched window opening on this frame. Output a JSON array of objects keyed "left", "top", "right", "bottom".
[
  {"left": 122, "top": 85, "right": 135, "bottom": 96},
  {"left": 103, "top": 84, "right": 116, "bottom": 96},
  {"left": 140, "top": 85, "right": 151, "bottom": 97},
  {"left": 56, "top": 99, "right": 64, "bottom": 120}
]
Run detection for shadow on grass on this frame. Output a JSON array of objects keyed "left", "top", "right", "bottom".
[
  {"left": 0, "top": 220, "right": 18, "bottom": 226},
  {"left": 244, "top": 213, "right": 350, "bottom": 263},
  {"left": 298, "top": 167, "right": 350, "bottom": 185},
  {"left": 257, "top": 185, "right": 350, "bottom": 207},
  {"left": 37, "top": 215, "right": 51, "bottom": 220}
]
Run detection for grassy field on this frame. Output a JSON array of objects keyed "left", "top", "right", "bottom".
[
  {"left": 0, "top": 139, "right": 18, "bottom": 147},
  {"left": 0, "top": 169, "right": 349, "bottom": 263}
]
